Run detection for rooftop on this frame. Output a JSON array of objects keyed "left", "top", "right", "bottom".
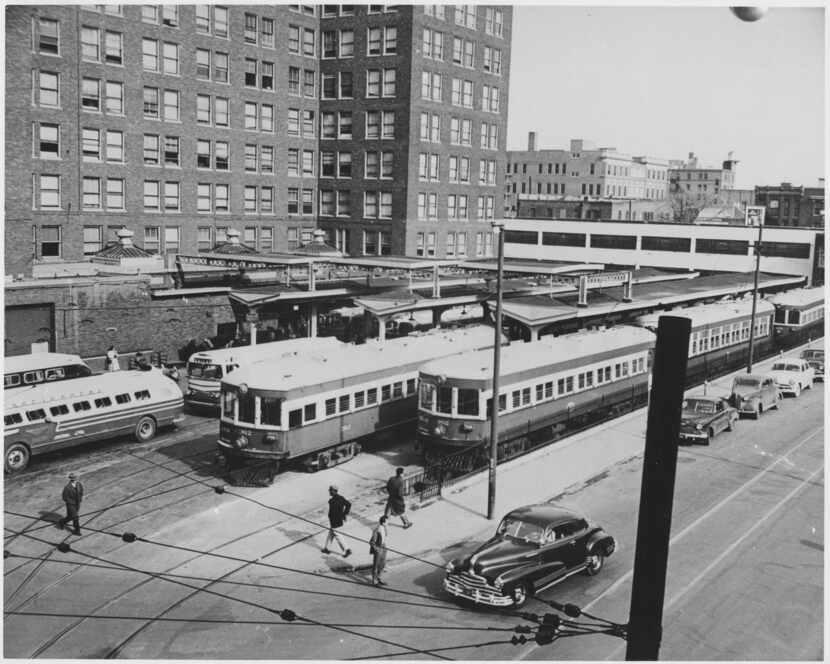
[
  {"left": 767, "top": 286, "right": 824, "bottom": 307},
  {"left": 635, "top": 298, "right": 775, "bottom": 330}
]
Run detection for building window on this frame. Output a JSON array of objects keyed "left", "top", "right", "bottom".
[
  {"left": 244, "top": 13, "right": 257, "bottom": 44},
  {"left": 261, "top": 104, "right": 274, "bottom": 132},
  {"left": 215, "top": 184, "right": 229, "bottom": 212},
  {"left": 106, "top": 130, "right": 123, "bottom": 162},
  {"left": 36, "top": 17, "right": 60, "bottom": 55},
  {"left": 105, "top": 81, "right": 123, "bottom": 114},
  {"left": 82, "top": 78, "right": 100, "bottom": 111},
  {"left": 40, "top": 226, "right": 62, "bottom": 257},
  {"left": 288, "top": 66, "right": 300, "bottom": 95},
  {"left": 83, "top": 226, "right": 103, "bottom": 255},
  {"left": 163, "top": 89, "right": 179, "bottom": 122},
  {"left": 164, "top": 227, "right": 180, "bottom": 255},
  {"left": 339, "top": 71, "right": 354, "bottom": 98},
  {"left": 143, "top": 87, "right": 158, "bottom": 118},
  {"left": 143, "top": 180, "right": 160, "bottom": 210},
  {"left": 214, "top": 52, "right": 228, "bottom": 82},
  {"left": 245, "top": 58, "right": 257, "bottom": 87},
  {"left": 197, "top": 184, "right": 211, "bottom": 213},
  {"left": 303, "top": 28, "right": 316, "bottom": 56},
  {"left": 244, "top": 102, "right": 257, "bottom": 130},
  {"left": 164, "top": 136, "right": 179, "bottom": 166},
  {"left": 106, "top": 178, "right": 124, "bottom": 209},
  {"left": 245, "top": 144, "right": 257, "bottom": 172},
  {"left": 261, "top": 187, "right": 274, "bottom": 213},
  {"left": 340, "top": 29, "right": 354, "bottom": 57},
  {"left": 244, "top": 186, "right": 257, "bottom": 212},
  {"left": 82, "top": 177, "right": 101, "bottom": 209},
  {"left": 161, "top": 5, "right": 178, "bottom": 27},
  {"left": 104, "top": 31, "right": 122, "bottom": 65},
  {"left": 261, "top": 61, "right": 273, "bottom": 90},
  {"left": 337, "top": 151, "right": 351, "bottom": 178},
  {"left": 215, "top": 97, "right": 228, "bottom": 126},
  {"left": 337, "top": 190, "right": 351, "bottom": 217},
  {"left": 142, "top": 38, "right": 158, "bottom": 71},
  {"left": 162, "top": 42, "right": 179, "bottom": 75},
  {"left": 338, "top": 111, "right": 353, "bottom": 138},
  {"left": 215, "top": 141, "right": 228, "bottom": 170},
  {"left": 164, "top": 182, "right": 179, "bottom": 211},
  {"left": 143, "top": 134, "right": 159, "bottom": 165},
  {"left": 81, "top": 26, "right": 100, "bottom": 61},
  {"left": 82, "top": 128, "right": 100, "bottom": 161},
  {"left": 34, "top": 122, "right": 60, "bottom": 159},
  {"left": 143, "top": 226, "right": 160, "bottom": 253},
  {"left": 194, "top": 5, "right": 209, "bottom": 32}
]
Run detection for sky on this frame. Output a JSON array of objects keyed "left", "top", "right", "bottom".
[{"left": 506, "top": 5, "right": 826, "bottom": 190}]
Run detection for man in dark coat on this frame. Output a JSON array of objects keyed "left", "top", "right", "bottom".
[
  {"left": 323, "top": 486, "right": 352, "bottom": 557},
  {"left": 59, "top": 473, "right": 84, "bottom": 535},
  {"left": 384, "top": 467, "right": 412, "bottom": 528}
]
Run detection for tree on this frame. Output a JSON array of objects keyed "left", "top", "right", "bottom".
[{"left": 669, "top": 188, "right": 728, "bottom": 224}]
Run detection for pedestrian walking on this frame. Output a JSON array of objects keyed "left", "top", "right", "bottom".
[
  {"left": 322, "top": 486, "right": 352, "bottom": 557},
  {"left": 384, "top": 467, "right": 412, "bottom": 528},
  {"left": 370, "top": 515, "right": 388, "bottom": 586},
  {"left": 105, "top": 345, "right": 120, "bottom": 372},
  {"left": 58, "top": 473, "right": 84, "bottom": 535}
]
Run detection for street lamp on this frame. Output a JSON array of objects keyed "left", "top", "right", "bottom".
[
  {"left": 487, "top": 220, "right": 505, "bottom": 520},
  {"left": 745, "top": 206, "right": 766, "bottom": 373}
]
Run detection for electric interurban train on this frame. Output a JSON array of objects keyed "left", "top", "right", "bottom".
[
  {"left": 418, "top": 297, "right": 777, "bottom": 461},
  {"left": 768, "top": 286, "right": 825, "bottom": 346},
  {"left": 217, "top": 326, "right": 500, "bottom": 473}
]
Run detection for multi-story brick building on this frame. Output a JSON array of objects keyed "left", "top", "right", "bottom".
[
  {"left": 754, "top": 181, "right": 825, "bottom": 228},
  {"left": 668, "top": 151, "right": 737, "bottom": 200},
  {"left": 504, "top": 135, "right": 671, "bottom": 219},
  {"left": 5, "top": 4, "right": 512, "bottom": 276}
]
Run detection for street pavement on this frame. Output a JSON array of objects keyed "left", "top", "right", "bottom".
[{"left": 3, "top": 341, "right": 824, "bottom": 659}]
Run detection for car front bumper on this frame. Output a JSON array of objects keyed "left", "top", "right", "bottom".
[
  {"left": 679, "top": 430, "right": 709, "bottom": 442},
  {"left": 444, "top": 574, "right": 514, "bottom": 607}
]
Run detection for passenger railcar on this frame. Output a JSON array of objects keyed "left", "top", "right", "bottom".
[
  {"left": 636, "top": 299, "right": 775, "bottom": 386},
  {"left": 217, "top": 326, "right": 500, "bottom": 473},
  {"left": 4, "top": 368, "right": 184, "bottom": 473},
  {"left": 417, "top": 327, "right": 655, "bottom": 463},
  {"left": 768, "top": 287, "right": 825, "bottom": 350}
]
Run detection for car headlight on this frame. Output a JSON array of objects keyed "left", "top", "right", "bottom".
[
  {"left": 445, "top": 561, "right": 457, "bottom": 573},
  {"left": 493, "top": 577, "right": 503, "bottom": 590},
  {"left": 788, "top": 379, "right": 796, "bottom": 386},
  {"left": 695, "top": 424, "right": 702, "bottom": 431}
]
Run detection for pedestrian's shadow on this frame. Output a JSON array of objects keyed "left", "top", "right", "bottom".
[{"left": 38, "top": 510, "right": 64, "bottom": 528}]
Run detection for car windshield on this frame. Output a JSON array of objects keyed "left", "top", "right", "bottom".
[
  {"left": 734, "top": 377, "right": 760, "bottom": 388},
  {"left": 684, "top": 399, "right": 715, "bottom": 414},
  {"left": 188, "top": 363, "right": 222, "bottom": 379},
  {"left": 801, "top": 350, "right": 824, "bottom": 360},
  {"left": 772, "top": 362, "right": 801, "bottom": 372},
  {"left": 497, "top": 517, "right": 545, "bottom": 544}
]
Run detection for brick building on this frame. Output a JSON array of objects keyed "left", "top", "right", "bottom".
[
  {"left": 754, "top": 181, "right": 825, "bottom": 228},
  {"left": 5, "top": 4, "right": 512, "bottom": 276},
  {"left": 504, "top": 135, "right": 671, "bottom": 218}
]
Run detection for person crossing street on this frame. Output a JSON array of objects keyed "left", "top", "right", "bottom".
[
  {"left": 385, "top": 467, "right": 412, "bottom": 528},
  {"left": 322, "top": 486, "right": 352, "bottom": 558},
  {"left": 58, "top": 473, "right": 84, "bottom": 535},
  {"left": 370, "top": 515, "right": 389, "bottom": 586}
]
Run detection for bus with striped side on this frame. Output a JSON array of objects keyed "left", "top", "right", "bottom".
[
  {"left": 4, "top": 368, "right": 184, "bottom": 473},
  {"left": 185, "top": 337, "right": 345, "bottom": 409},
  {"left": 5, "top": 353, "right": 92, "bottom": 390}
]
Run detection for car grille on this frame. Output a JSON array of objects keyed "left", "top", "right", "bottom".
[{"left": 444, "top": 572, "right": 513, "bottom": 607}]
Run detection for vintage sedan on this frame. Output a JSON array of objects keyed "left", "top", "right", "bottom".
[
  {"left": 679, "top": 396, "right": 738, "bottom": 444},
  {"left": 769, "top": 358, "right": 814, "bottom": 397},
  {"left": 799, "top": 348, "right": 824, "bottom": 382},
  {"left": 444, "top": 504, "right": 616, "bottom": 608},
  {"left": 729, "top": 373, "right": 780, "bottom": 419}
]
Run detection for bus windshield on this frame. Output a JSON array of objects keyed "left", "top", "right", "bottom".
[{"left": 188, "top": 363, "right": 223, "bottom": 379}]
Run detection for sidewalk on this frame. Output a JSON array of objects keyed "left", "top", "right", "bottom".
[{"left": 128, "top": 342, "right": 821, "bottom": 581}]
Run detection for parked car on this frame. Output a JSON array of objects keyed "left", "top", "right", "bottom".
[
  {"left": 443, "top": 504, "right": 616, "bottom": 608},
  {"left": 729, "top": 374, "right": 780, "bottom": 419},
  {"left": 769, "top": 358, "right": 815, "bottom": 397},
  {"left": 679, "top": 396, "right": 738, "bottom": 445},
  {"left": 799, "top": 348, "right": 824, "bottom": 382}
]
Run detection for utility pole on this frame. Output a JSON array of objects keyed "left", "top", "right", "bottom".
[
  {"left": 626, "top": 315, "right": 691, "bottom": 660},
  {"left": 487, "top": 221, "right": 505, "bottom": 520},
  {"left": 745, "top": 206, "right": 765, "bottom": 373}
]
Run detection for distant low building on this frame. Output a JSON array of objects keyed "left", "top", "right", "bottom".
[
  {"left": 516, "top": 196, "right": 672, "bottom": 222},
  {"left": 693, "top": 203, "right": 747, "bottom": 226},
  {"left": 754, "top": 181, "right": 825, "bottom": 228}
]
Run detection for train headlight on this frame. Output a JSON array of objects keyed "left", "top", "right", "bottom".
[
  {"left": 263, "top": 433, "right": 278, "bottom": 446},
  {"left": 460, "top": 423, "right": 474, "bottom": 433},
  {"left": 235, "top": 434, "right": 249, "bottom": 449},
  {"left": 238, "top": 383, "right": 249, "bottom": 395},
  {"left": 433, "top": 424, "right": 446, "bottom": 436}
]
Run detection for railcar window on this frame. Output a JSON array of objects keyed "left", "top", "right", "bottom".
[
  {"left": 115, "top": 393, "right": 131, "bottom": 404},
  {"left": 339, "top": 394, "right": 350, "bottom": 412},
  {"left": 420, "top": 383, "right": 435, "bottom": 409},
  {"left": 367, "top": 388, "right": 378, "bottom": 404},
  {"left": 437, "top": 386, "right": 452, "bottom": 413},
  {"left": 486, "top": 394, "right": 507, "bottom": 416},
  {"left": 545, "top": 381, "right": 553, "bottom": 398},
  {"left": 557, "top": 378, "right": 565, "bottom": 395},
  {"left": 27, "top": 408, "right": 47, "bottom": 421},
  {"left": 511, "top": 390, "right": 520, "bottom": 408},
  {"left": 222, "top": 392, "right": 236, "bottom": 419},
  {"left": 135, "top": 390, "right": 151, "bottom": 400},
  {"left": 790, "top": 311, "right": 801, "bottom": 325},
  {"left": 381, "top": 385, "right": 392, "bottom": 401},
  {"left": 578, "top": 374, "right": 585, "bottom": 389},
  {"left": 586, "top": 371, "right": 594, "bottom": 386},
  {"left": 566, "top": 376, "right": 573, "bottom": 392},
  {"left": 774, "top": 309, "right": 787, "bottom": 324},
  {"left": 5, "top": 413, "right": 23, "bottom": 426},
  {"left": 325, "top": 398, "right": 337, "bottom": 416},
  {"left": 304, "top": 403, "right": 316, "bottom": 421},
  {"left": 261, "top": 397, "right": 281, "bottom": 425},
  {"left": 392, "top": 382, "right": 403, "bottom": 398},
  {"left": 49, "top": 404, "right": 70, "bottom": 417},
  {"left": 94, "top": 397, "right": 112, "bottom": 408},
  {"left": 73, "top": 400, "right": 91, "bottom": 412},
  {"left": 406, "top": 378, "right": 416, "bottom": 395},
  {"left": 522, "top": 387, "right": 531, "bottom": 405},
  {"left": 622, "top": 362, "right": 629, "bottom": 376},
  {"left": 289, "top": 409, "right": 302, "bottom": 428},
  {"left": 354, "top": 391, "right": 365, "bottom": 408},
  {"left": 458, "top": 388, "right": 479, "bottom": 416},
  {"left": 536, "top": 384, "right": 543, "bottom": 401},
  {"left": 238, "top": 393, "right": 256, "bottom": 423}
]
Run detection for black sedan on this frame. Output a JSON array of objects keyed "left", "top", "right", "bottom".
[
  {"left": 444, "top": 504, "right": 616, "bottom": 608},
  {"left": 679, "top": 396, "right": 738, "bottom": 445}
]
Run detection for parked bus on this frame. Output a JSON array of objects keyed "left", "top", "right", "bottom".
[
  {"left": 4, "top": 368, "right": 184, "bottom": 473},
  {"left": 185, "top": 336, "right": 345, "bottom": 409},
  {"left": 5, "top": 352, "right": 92, "bottom": 390}
]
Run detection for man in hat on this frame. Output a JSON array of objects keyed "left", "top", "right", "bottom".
[
  {"left": 59, "top": 473, "right": 84, "bottom": 535},
  {"left": 384, "top": 467, "right": 412, "bottom": 528},
  {"left": 370, "top": 515, "right": 389, "bottom": 586},
  {"left": 323, "top": 485, "right": 352, "bottom": 557}
]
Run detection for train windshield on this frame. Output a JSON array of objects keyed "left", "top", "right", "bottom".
[
  {"left": 420, "top": 383, "right": 436, "bottom": 410},
  {"left": 188, "top": 362, "right": 222, "bottom": 379},
  {"left": 497, "top": 517, "right": 545, "bottom": 545}
]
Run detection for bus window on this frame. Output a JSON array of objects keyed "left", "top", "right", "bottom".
[
  {"left": 458, "top": 388, "right": 479, "bottom": 416},
  {"left": 261, "top": 396, "right": 281, "bottom": 425},
  {"left": 94, "top": 397, "right": 112, "bottom": 408},
  {"left": 5, "top": 375, "right": 21, "bottom": 388},
  {"left": 115, "top": 393, "right": 131, "bottom": 404},
  {"left": 26, "top": 409, "right": 47, "bottom": 421},
  {"left": 49, "top": 404, "right": 70, "bottom": 417},
  {"left": 188, "top": 363, "right": 223, "bottom": 379},
  {"left": 73, "top": 400, "right": 91, "bottom": 412},
  {"left": 45, "top": 368, "right": 65, "bottom": 381},
  {"left": 288, "top": 409, "right": 302, "bottom": 429},
  {"left": 238, "top": 393, "right": 256, "bottom": 423},
  {"left": 437, "top": 386, "right": 452, "bottom": 414},
  {"left": 5, "top": 413, "right": 23, "bottom": 426},
  {"left": 135, "top": 390, "right": 151, "bottom": 400},
  {"left": 24, "top": 370, "right": 45, "bottom": 385}
]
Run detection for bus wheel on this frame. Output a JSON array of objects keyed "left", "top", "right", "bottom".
[
  {"left": 135, "top": 416, "right": 157, "bottom": 442},
  {"left": 5, "top": 443, "right": 30, "bottom": 474},
  {"left": 318, "top": 452, "right": 331, "bottom": 470}
]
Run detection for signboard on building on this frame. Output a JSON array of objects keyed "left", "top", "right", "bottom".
[{"left": 745, "top": 206, "right": 766, "bottom": 227}]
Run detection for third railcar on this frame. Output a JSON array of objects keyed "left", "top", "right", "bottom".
[{"left": 768, "top": 287, "right": 825, "bottom": 351}]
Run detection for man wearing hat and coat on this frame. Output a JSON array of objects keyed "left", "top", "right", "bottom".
[
  {"left": 59, "top": 473, "right": 84, "bottom": 535},
  {"left": 323, "top": 485, "right": 352, "bottom": 557}
]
